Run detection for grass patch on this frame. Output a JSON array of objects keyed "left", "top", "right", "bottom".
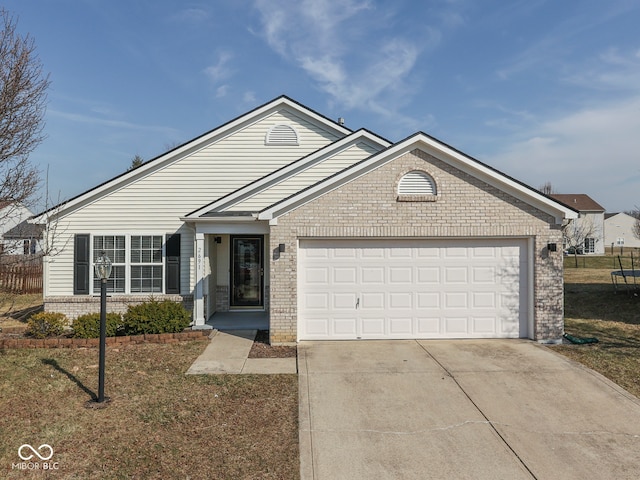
[
  {"left": 0, "top": 293, "right": 42, "bottom": 329},
  {"left": 564, "top": 253, "right": 640, "bottom": 270},
  {"left": 552, "top": 267, "right": 640, "bottom": 399},
  {"left": 0, "top": 340, "right": 299, "bottom": 479}
]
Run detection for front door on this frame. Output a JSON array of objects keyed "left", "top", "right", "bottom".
[{"left": 230, "top": 236, "right": 264, "bottom": 308}]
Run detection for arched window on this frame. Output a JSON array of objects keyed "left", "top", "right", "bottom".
[
  {"left": 397, "top": 170, "right": 437, "bottom": 196},
  {"left": 265, "top": 124, "right": 299, "bottom": 145}
]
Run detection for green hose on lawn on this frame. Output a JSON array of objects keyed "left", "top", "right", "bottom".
[{"left": 563, "top": 333, "right": 599, "bottom": 344}]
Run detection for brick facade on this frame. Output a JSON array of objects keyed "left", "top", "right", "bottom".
[
  {"left": 269, "top": 149, "right": 564, "bottom": 344},
  {"left": 44, "top": 294, "right": 194, "bottom": 320}
]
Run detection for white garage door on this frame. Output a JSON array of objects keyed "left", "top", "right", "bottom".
[{"left": 298, "top": 238, "right": 529, "bottom": 340}]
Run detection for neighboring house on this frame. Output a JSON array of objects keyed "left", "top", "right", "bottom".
[
  {"left": 0, "top": 201, "right": 40, "bottom": 256},
  {"left": 34, "top": 96, "right": 577, "bottom": 343},
  {"left": 604, "top": 212, "right": 640, "bottom": 250},
  {"left": 550, "top": 194, "right": 606, "bottom": 255}
]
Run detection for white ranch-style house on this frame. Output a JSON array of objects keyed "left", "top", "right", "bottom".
[{"left": 35, "top": 96, "right": 578, "bottom": 343}]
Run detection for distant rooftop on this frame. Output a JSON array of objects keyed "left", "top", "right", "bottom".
[{"left": 550, "top": 194, "right": 605, "bottom": 212}]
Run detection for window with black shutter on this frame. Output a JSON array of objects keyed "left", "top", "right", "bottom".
[
  {"left": 74, "top": 234, "right": 90, "bottom": 294},
  {"left": 165, "top": 233, "right": 181, "bottom": 294}
]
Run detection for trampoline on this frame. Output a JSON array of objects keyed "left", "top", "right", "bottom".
[{"left": 611, "top": 269, "right": 640, "bottom": 293}]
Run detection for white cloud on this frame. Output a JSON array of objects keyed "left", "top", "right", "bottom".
[
  {"left": 490, "top": 97, "right": 640, "bottom": 211},
  {"left": 49, "top": 109, "right": 180, "bottom": 136},
  {"left": 204, "top": 51, "right": 234, "bottom": 85},
  {"left": 252, "top": 0, "right": 429, "bottom": 115}
]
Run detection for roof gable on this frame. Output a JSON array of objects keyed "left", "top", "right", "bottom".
[
  {"left": 34, "top": 96, "right": 352, "bottom": 222},
  {"left": 257, "top": 132, "right": 578, "bottom": 225},
  {"left": 183, "top": 129, "right": 390, "bottom": 219}
]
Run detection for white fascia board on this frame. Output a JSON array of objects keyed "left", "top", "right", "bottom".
[
  {"left": 34, "top": 96, "right": 352, "bottom": 223},
  {"left": 184, "top": 129, "right": 390, "bottom": 218},
  {"left": 259, "top": 133, "right": 578, "bottom": 224}
]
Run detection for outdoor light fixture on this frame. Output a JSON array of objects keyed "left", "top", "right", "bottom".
[
  {"left": 93, "top": 251, "right": 112, "bottom": 406},
  {"left": 278, "top": 243, "right": 286, "bottom": 253},
  {"left": 547, "top": 243, "right": 557, "bottom": 252},
  {"left": 215, "top": 236, "right": 222, "bottom": 244}
]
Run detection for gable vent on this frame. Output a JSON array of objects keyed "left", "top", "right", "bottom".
[
  {"left": 265, "top": 124, "right": 299, "bottom": 146},
  {"left": 398, "top": 171, "right": 436, "bottom": 195}
]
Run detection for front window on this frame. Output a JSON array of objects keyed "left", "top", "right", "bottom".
[
  {"left": 130, "top": 235, "right": 163, "bottom": 293},
  {"left": 93, "top": 235, "right": 126, "bottom": 293},
  {"left": 92, "top": 234, "right": 164, "bottom": 293}
]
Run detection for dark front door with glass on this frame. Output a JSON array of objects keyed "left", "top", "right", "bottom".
[{"left": 230, "top": 236, "right": 263, "bottom": 308}]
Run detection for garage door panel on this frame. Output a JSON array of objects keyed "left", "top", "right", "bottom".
[
  {"left": 417, "top": 292, "right": 439, "bottom": 308},
  {"left": 472, "top": 316, "right": 496, "bottom": 334},
  {"left": 444, "top": 317, "right": 469, "bottom": 334},
  {"left": 298, "top": 239, "right": 528, "bottom": 340},
  {"left": 444, "top": 267, "right": 467, "bottom": 283},
  {"left": 472, "top": 292, "right": 496, "bottom": 308},
  {"left": 333, "top": 317, "right": 358, "bottom": 336},
  {"left": 445, "top": 292, "right": 468, "bottom": 308},
  {"left": 333, "top": 292, "right": 358, "bottom": 309},
  {"left": 361, "top": 267, "right": 385, "bottom": 283},
  {"left": 389, "top": 267, "right": 412, "bottom": 283},
  {"left": 416, "top": 317, "right": 441, "bottom": 335},
  {"left": 305, "top": 293, "right": 329, "bottom": 310},
  {"left": 389, "top": 317, "right": 412, "bottom": 335},
  {"left": 361, "top": 317, "right": 385, "bottom": 335},
  {"left": 304, "top": 267, "right": 329, "bottom": 284},
  {"left": 417, "top": 267, "right": 439, "bottom": 283},
  {"left": 333, "top": 267, "right": 357, "bottom": 284},
  {"left": 361, "top": 292, "right": 384, "bottom": 309}
]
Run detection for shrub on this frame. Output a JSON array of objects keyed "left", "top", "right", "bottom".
[
  {"left": 72, "top": 313, "right": 123, "bottom": 338},
  {"left": 122, "top": 299, "right": 191, "bottom": 335},
  {"left": 27, "top": 312, "right": 68, "bottom": 338}
]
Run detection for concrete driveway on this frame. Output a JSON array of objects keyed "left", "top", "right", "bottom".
[{"left": 298, "top": 339, "right": 640, "bottom": 479}]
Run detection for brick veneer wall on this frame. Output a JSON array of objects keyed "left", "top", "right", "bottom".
[
  {"left": 269, "top": 149, "right": 564, "bottom": 344},
  {"left": 44, "top": 294, "right": 194, "bottom": 320}
]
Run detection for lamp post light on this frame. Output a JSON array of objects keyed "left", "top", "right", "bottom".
[{"left": 94, "top": 251, "right": 112, "bottom": 404}]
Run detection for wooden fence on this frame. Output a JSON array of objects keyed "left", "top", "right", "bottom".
[{"left": 0, "top": 257, "right": 43, "bottom": 294}]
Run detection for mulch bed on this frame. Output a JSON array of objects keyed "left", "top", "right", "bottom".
[{"left": 248, "top": 329, "right": 297, "bottom": 358}]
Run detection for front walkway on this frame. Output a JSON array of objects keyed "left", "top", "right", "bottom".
[{"left": 186, "top": 329, "right": 297, "bottom": 374}]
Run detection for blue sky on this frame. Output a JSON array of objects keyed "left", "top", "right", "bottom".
[{"left": 5, "top": 0, "right": 640, "bottom": 213}]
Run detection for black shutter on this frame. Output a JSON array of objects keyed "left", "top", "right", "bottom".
[
  {"left": 74, "top": 234, "right": 90, "bottom": 294},
  {"left": 165, "top": 233, "right": 181, "bottom": 294}
]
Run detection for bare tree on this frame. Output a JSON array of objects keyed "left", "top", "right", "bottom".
[
  {"left": 0, "top": 8, "right": 49, "bottom": 209},
  {"left": 0, "top": 8, "right": 50, "bottom": 304},
  {"left": 630, "top": 207, "right": 640, "bottom": 241},
  {"left": 562, "top": 217, "right": 600, "bottom": 267},
  {"left": 539, "top": 182, "right": 555, "bottom": 195}
]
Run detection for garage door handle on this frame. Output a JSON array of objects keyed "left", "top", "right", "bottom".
[{"left": 356, "top": 298, "right": 360, "bottom": 309}]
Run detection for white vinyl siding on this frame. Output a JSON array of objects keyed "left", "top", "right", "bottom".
[
  {"left": 44, "top": 109, "right": 345, "bottom": 296},
  {"left": 228, "top": 142, "right": 382, "bottom": 211}
]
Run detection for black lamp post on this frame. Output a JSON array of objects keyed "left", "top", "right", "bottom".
[{"left": 94, "top": 251, "right": 112, "bottom": 404}]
